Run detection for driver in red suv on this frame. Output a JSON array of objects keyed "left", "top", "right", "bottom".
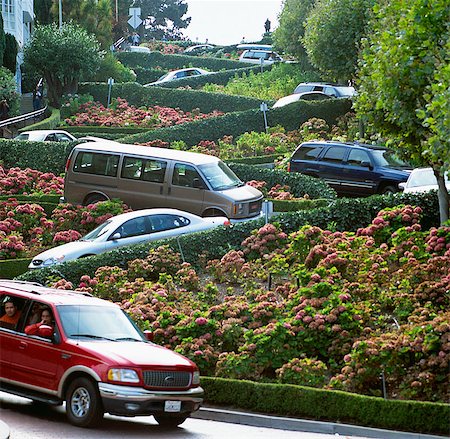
[{"left": 0, "top": 280, "right": 203, "bottom": 428}]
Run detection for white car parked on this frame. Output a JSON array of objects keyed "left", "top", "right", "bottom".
[
  {"left": 14, "top": 130, "right": 77, "bottom": 142},
  {"left": 144, "top": 68, "right": 212, "bottom": 86},
  {"left": 398, "top": 167, "right": 449, "bottom": 193},
  {"left": 29, "top": 208, "right": 229, "bottom": 269}
]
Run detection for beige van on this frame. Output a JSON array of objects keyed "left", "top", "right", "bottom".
[{"left": 62, "top": 142, "right": 264, "bottom": 220}]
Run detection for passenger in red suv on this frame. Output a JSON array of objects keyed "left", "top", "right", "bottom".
[
  {"left": 25, "top": 307, "right": 54, "bottom": 335},
  {"left": 0, "top": 298, "right": 21, "bottom": 329}
]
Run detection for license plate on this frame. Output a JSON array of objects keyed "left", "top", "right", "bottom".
[{"left": 164, "top": 400, "right": 181, "bottom": 412}]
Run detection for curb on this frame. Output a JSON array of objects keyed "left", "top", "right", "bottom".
[{"left": 192, "top": 406, "right": 446, "bottom": 439}]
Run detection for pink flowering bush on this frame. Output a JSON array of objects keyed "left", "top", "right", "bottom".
[
  {"left": 0, "top": 232, "right": 26, "bottom": 259},
  {"left": 45, "top": 206, "right": 449, "bottom": 402},
  {"left": 52, "top": 230, "right": 82, "bottom": 244},
  {"left": 0, "top": 166, "right": 63, "bottom": 195},
  {"left": 62, "top": 98, "right": 224, "bottom": 128}
]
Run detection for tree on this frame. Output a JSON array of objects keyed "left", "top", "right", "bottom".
[
  {"left": 135, "top": 0, "right": 191, "bottom": 40},
  {"left": 303, "top": 0, "right": 375, "bottom": 82},
  {"left": 355, "top": 0, "right": 450, "bottom": 223},
  {"left": 34, "top": 0, "right": 54, "bottom": 24},
  {"left": 50, "top": 0, "right": 113, "bottom": 48},
  {"left": 273, "top": 0, "right": 315, "bottom": 61},
  {"left": 0, "top": 13, "right": 5, "bottom": 66},
  {"left": 3, "top": 34, "right": 18, "bottom": 73},
  {"left": 23, "top": 23, "right": 103, "bottom": 107},
  {"left": 0, "top": 67, "right": 20, "bottom": 116}
]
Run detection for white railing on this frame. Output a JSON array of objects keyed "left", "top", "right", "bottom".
[{"left": 0, "top": 105, "right": 47, "bottom": 129}]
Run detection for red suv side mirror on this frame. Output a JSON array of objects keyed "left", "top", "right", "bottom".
[
  {"left": 38, "top": 325, "right": 53, "bottom": 338},
  {"left": 143, "top": 330, "right": 154, "bottom": 342}
]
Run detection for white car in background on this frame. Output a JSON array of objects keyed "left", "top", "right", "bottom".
[
  {"left": 127, "top": 45, "right": 151, "bottom": 54},
  {"left": 144, "top": 68, "right": 212, "bottom": 86},
  {"left": 29, "top": 208, "right": 229, "bottom": 269},
  {"left": 14, "top": 130, "right": 77, "bottom": 142},
  {"left": 398, "top": 167, "right": 449, "bottom": 193},
  {"left": 273, "top": 92, "right": 332, "bottom": 108}
]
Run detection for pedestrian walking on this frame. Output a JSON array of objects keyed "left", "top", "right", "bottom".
[
  {"left": 0, "top": 99, "right": 10, "bottom": 121},
  {"left": 32, "top": 86, "right": 43, "bottom": 111}
]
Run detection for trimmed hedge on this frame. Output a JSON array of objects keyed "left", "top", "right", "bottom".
[
  {"left": 115, "top": 51, "right": 245, "bottom": 71},
  {"left": 17, "top": 192, "right": 440, "bottom": 286},
  {"left": 78, "top": 82, "right": 262, "bottom": 114},
  {"left": 270, "top": 198, "right": 330, "bottom": 212},
  {"left": 225, "top": 154, "right": 279, "bottom": 165},
  {"left": 228, "top": 163, "right": 337, "bottom": 200},
  {"left": 0, "top": 139, "right": 72, "bottom": 174},
  {"left": 0, "top": 258, "right": 32, "bottom": 278},
  {"left": 133, "top": 64, "right": 265, "bottom": 87},
  {"left": 200, "top": 377, "right": 449, "bottom": 435},
  {"left": 118, "top": 98, "right": 352, "bottom": 146}
]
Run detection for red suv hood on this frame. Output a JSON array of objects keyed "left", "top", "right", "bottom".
[{"left": 73, "top": 340, "right": 195, "bottom": 368}]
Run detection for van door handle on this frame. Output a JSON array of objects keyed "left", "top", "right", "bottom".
[
  {"left": 160, "top": 186, "right": 163, "bottom": 195},
  {"left": 167, "top": 187, "right": 171, "bottom": 195}
]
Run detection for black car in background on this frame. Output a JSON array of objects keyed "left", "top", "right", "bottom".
[{"left": 288, "top": 141, "right": 411, "bottom": 197}]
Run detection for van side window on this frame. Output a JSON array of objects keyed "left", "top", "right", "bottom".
[
  {"left": 121, "top": 157, "right": 167, "bottom": 182},
  {"left": 143, "top": 160, "right": 167, "bottom": 183},
  {"left": 172, "top": 163, "right": 204, "bottom": 188},
  {"left": 73, "top": 152, "right": 119, "bottom": 177},
  {"left": 122, "top": 157, "right": 143, "bottom": 179}
]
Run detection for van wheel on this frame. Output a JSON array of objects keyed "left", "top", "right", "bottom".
[
  {"left": 380, "top": 185, "right": 396, "bottom": 195},
  {"left": 84, "top": 194, "right": 107, "bottom": 205},
  {"left": 154, "top": 413, "right": 189, "bottom": 427},
  {"left": 66, "top": 377, "right": 103, "bottom": 428}
]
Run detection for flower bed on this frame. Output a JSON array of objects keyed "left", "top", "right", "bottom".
[{"left": 49, "top": 205, "right": 449, "bottom": 403}]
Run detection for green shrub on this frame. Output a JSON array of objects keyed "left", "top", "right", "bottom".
[
  {"left": 0, "top": 258, "right": 32, "bottom": 278},
  {"left": 115, "top": 51, "right": 245, "bottom": 71},
  {"left": 86, "top": 53, "right": 136, "bottom": 83},
  {"left": 17, "top": 192, "right": 440, "bottom": 286},
  {"left": 0, "top": 66, "right": 20, "bottom": 116},
  {"left": 271, "top": 198, "right": 330, "bottom": 212},
  {"left": 200, "top": 377, "right": 449, "bottom": 435}
]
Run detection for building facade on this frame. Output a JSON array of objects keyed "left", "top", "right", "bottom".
[{"left": 1, "top": 0, "right": 34, "bottom": 92}]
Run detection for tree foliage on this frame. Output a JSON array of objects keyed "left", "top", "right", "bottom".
[
  {"left": 0, "top": 13, "right": 5, "bottom": 66},
  {"left": 3, "top": 34, "right": 18, "bottom": 74},
  {"left": 273, "top": 0, "right": 315, "bottom": 60},
  {"left": 303, "top": 0, "right": 375, "bottom": 82},
  {"left": 50, "top": 0, "right": 113, "bottom": 48},
  {"left": 34, "top": 0, "right": 54, "bottom": 24},
  {"left": 23, "top": 23, "right": 103, "bottom": 107},
  {"left": 134, "top": 0, "right": 191, "bottom": 40},
  {"left": 0, "top": 67, "right": 20, "bottom": 116},
  {"left": 355, "top": 0, "right": 450, "bottom": 222}
]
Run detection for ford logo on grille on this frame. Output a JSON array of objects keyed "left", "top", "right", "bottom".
[{"left": 164, "top": 375, "right": 175, "bottom": 383}]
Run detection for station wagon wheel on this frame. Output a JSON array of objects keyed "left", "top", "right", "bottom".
[
  {"left": 154, "top": 413, "right": 189, "bottom": 427},
  {"left": 66, "top": 377, "right": 104, "bottom": 427}
]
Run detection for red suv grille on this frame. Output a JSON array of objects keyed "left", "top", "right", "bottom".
[{"left": 143, "top": 370, "right": 191, "bottom": 388}]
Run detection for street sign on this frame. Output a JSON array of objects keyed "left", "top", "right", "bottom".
[{"left": 128, "top": 7, "right": 142, "bottom": 29}]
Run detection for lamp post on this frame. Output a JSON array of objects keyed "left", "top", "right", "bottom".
[{"left": 59, "top": 0, "right": 63, "bottom": 29}]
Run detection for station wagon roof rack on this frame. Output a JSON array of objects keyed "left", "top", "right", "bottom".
[{"left": 0, "top": 279, "right": 43, "bottom": 287}]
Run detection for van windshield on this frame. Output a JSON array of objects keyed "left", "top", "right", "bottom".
[{"left": 199, "top": 161, "right": 243, "bottom": 191}]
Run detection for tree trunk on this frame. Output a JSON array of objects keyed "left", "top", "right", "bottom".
[{"left": 433, "top": 168, "right": 449, "bottom": 225}]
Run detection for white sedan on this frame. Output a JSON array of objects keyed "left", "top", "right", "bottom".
[
  {"left": 398, "top": 167, "right": 449, "bottom": 193},
  {"left": 144, "top": 68, "right": 212, "bottom": 86},
  {"left": 14, "top": 130, "right": 77, "bottom": 142},
  {"left": 29, "top": 208, "right": 229, "bottom": 269}
]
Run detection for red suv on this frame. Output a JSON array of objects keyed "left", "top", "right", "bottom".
[{"left": 0, "top": 280, "right": 203, "bottom": 427}]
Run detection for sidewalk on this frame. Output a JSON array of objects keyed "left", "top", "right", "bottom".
[{"left": 192, "top": 406, "right": 446, "bottom": 439}]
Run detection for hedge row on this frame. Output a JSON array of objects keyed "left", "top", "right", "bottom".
[
  {"left": 133, "top": 64, "right": 265, "bottom": 87},
  {"left": 0, "top": 258, "right": 32, "bottom": 279},
  {"left": 78, "top": 82, "right": 262, "bottom": 114},
  {"left": 17, "top": 191, "right": 440, "bottom": 286},
  {"left": 200, "top": 377, "right": 449, "bottom": 435},
  {"left": 118, "top": 98, "right": 352, "bottom": 146},
  {"left": 115, "top": 51, "right": 245, "bottom": 71}
]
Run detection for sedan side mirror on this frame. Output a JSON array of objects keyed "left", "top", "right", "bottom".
[
  {"left": 398, "top": 182, "right": 406, "bottom": 191},
  {"left": 111, "top": 232, "right": 121, "bottom": 240}
]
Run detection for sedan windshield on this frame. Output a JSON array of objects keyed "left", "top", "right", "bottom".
[
  {"left": 371, "top": 149, "right": 410, "bottom": 169},
  {"left": 198, "top": 161, "right": 243, "bottom": 191},
  {"left": 58, "top": 305, "right": 144, "bottom": 341},
  {"left": 80, "top": 220, "right": 113, "bottom": 241}
]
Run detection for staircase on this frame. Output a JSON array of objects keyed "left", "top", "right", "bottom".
[{"left": 20, "top": 92, "right": 34, "bottom": 115}]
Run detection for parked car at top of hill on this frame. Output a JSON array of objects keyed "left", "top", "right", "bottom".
[
  {"left": 293, "top": 82, "right": 355, "bottom": 98},
  {"left": 288, "top": 141, "right": 411, "bottom": 197},
  {"left": 239, "top": 49, "right": 283, "bottom": 65},
  {"left": 399, "top": 167, "right": 450, "bottom": 193},
  {"left": 0, "top": 280, "right": 203, "bottom": 427},
  {"left": 14, "top": 130, "right": 77, "bottom": 142},
  {"left": 29, "top": 208, "right": 229, "bottom": 270},
  {"left": 127, "top": 45, "right": 151, "bottom": 54},
  {"left": 144, "top": 68, "right": 212, "bottom": 86},
  {"left": 273, "top": 92, "right": 332, "bottom": 108}
]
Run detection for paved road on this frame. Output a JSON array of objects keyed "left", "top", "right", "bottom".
[{"left": 0, "top": 392, "right": 369, "bottom": 439}]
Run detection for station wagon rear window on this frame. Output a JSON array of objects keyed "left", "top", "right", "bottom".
[{"left": 73, "top": 152, "right": 119, "bottom": 177}]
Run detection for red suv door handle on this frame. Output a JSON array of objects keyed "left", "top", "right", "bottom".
[{"left": 19, "top": 341, "right": 27, "bottom": 349}]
